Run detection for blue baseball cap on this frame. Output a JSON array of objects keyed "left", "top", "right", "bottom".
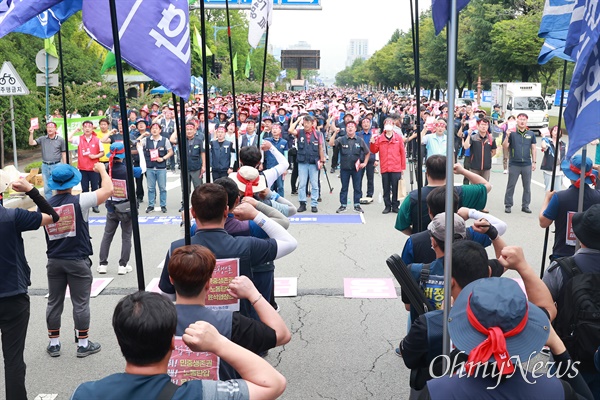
[
  {"left": 107, "top": 142, "right": 126, "bottom": 159},
  {"left": 48, "top": 164, "right": 82, "bottom": 190}
]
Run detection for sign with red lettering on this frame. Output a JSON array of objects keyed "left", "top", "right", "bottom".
[
  {"left": 168, "top": 337, "right": 219, "bottom": 383},
  {"left": 112, "top": 179, "right": 127, "bottom": 200},
  {"left": 343, "top": 278, "right": 397, "bottom": 299},
  {"left": 30, "top": 117, "right": 39, "bottom": 129},
  {"left": 150, "top": 148, "right": 159, "bottom": 161},
  {"left": 45, "top": 204, "right": 76, "bottom": 240},
  {"left": 206, "top": 258, "right": 239, "bottom": 311},
  {"left": 566, "top": 211, "right": 577, "bottom": 246}
]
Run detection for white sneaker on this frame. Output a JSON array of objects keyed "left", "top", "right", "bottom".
[
  {"left": 118, "top": 265, "right": 133, "bottom": 275},
  {"left": 97, "top": 264, "right": 107, "bottom": 274},
  {"left": 503, "top": 169, "right": 508, "bottom": 174}
]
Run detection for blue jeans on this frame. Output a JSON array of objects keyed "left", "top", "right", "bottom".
[
  {"left": 41, "top": 163, "right": 60, "bottom": 199},
  {"left": 340, "top": 168, "right": 363, "bottom": 206},
  {"left": 298, "top": 162, "right": 319, "bottom": 207},
  {"left": 270, "top": 174, "right": 285, "bottom": 197},
  {"left": 146, "top": 168, "right": 167, "bottom": 207},
  {"left": 360, "top": 159, "right": 375, "bottom": 198}
]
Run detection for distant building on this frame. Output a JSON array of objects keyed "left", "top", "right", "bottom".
[{"left": 346, "top": 39, "right": 368, "bottom": 67}]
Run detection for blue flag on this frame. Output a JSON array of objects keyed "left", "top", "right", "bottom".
[
  {"left": 538, "top": 35, "right": 575, "bottom": 64},
  {"left": 82, "top": 0, "right": 191, "bottom": 100},
  {"left": 537, "top": 0, "right": 576, "bottom": 64},
  {"left": 564, "top": 0, "right": 600, "bottom": 158},
  {"left": 13, "top": 0, "right": 81, "bottom": 39},
  {"left": 0, "top": 0, "right": 66, "bottom": 38},
  {"left": 432, "top": 0, "right": 470, "bottom": 36}
]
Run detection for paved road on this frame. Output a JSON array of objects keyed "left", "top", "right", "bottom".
[{"left": 2, "top": 145, "right": 568, "bottom": 399}]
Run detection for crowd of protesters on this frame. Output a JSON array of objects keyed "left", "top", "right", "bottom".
[{"left": 2, "top": 87, "right": 600, "bottom": 399}]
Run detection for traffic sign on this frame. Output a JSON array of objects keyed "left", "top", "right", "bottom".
[
  {"left": 195, "top": 0, "right": 321, "bottom": 9},
  {"left": 0, "top": 61, "right": 30, "bottom": 96},
  {"left": 36, "top": 73, "right": 59, "bottom": 87},
  {"left": 35, "top": 49, "right": 59, "bottom": 73}
]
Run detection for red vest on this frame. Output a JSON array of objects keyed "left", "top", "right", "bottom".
[{"left": 77, "top": 134, "right": 101, "bottom": 171}]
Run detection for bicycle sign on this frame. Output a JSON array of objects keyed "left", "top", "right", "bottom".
[
  {"left": 0, "top": 73, "right": 16, "bottom": 85},
  {"left": 0, "top": 61, "right": 29, "bottom": 96}
]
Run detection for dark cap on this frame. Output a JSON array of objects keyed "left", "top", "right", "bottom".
[{"left": 572, "top": 204, "right": 600, "bottom": 250}]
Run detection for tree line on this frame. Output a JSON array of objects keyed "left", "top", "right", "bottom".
[{"left": 335, "top": 0, "right": 574, "bottom": 98}]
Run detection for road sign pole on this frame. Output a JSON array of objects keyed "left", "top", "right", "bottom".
[
  {"left": 57, "top": 31, "right": 70, "bottom": 165},
  {"left": 10, "top": 95, "right": 17, "bottom": 169},
  {"left": 45, "top": 52, "right": 50, "bottom": 120}
]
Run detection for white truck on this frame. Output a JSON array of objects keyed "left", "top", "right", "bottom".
[
  {"left": 491, "top": 82, "right": 549, "bottom": 132},
  {"left": 290, "top": 79, "right": 308, "bottom": 91}
]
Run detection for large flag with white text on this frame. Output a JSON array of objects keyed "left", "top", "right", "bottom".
[
  {"left": 82, "top": 0, "right": 191, "bottom": 99},
  {"left": 537, "top": 0, "right": 576, "bottom": 64},
  {"left": 0, "top": 0, "right": 64, "bottom": 38},
  {"left": 13, "top": 0, "right": 81, "bottom": 39},
  {"left": 432, "top": 0, "right": 470, "bottom": 36},
  {"left": 248, "top": 0, "right": 273, "bottom": 48},
  {"left": 564, "top": 0, "right": 600, "bottom": 158}
]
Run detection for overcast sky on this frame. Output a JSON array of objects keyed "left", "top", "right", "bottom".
[{"left": 268, "top": 0, "right": 433, "bottom": 81}]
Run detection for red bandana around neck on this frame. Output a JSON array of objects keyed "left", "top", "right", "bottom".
[
  {"left": 237, "top": 172, "right": 259, "bottom": 197},
  {"left": 570, "top": 164, "right": 596, "bottom": 188},
  {"left": 464, "top": 294, "right": 528, "bottom": 376},
  {"left": 108, "top": 147, "right": 125, "bottom": 178}
]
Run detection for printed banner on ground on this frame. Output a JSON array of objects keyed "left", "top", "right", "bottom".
[
  {"left": 274, "top": 277, "right": 297, "bottom": 297},
  {"left": 343, "top": 278, "right": 397, "bottom": 299}
]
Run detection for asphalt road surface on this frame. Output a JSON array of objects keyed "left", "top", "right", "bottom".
[{"left": 3, "top": 143, "right": 570, "bottom": 399}]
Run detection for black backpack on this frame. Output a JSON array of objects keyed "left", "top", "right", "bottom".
[
  {"left": 553, "top": 256, "right": 600, "bottom": 365},
  {"left": 402, "top": 114, "right": 412, "bottom": 130}
]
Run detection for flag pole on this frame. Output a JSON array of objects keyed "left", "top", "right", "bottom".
[
  {"left": 442, "top": 0, "right": 458, "bottom": 363},
  {"left": 172, "top": 92, "right": 190, "bottom": 243},
  {"left": 410, "top": 0, "right": 423, "bottom": 232},
  {"left": 177, "top": 96, "right": 191, "bottom": 245},
  {"left": 108, "top": 0, "right": 145, "bottom": 291},
  {"left": 199, "top": 0, "right": 211, "bottom": 182},
  {"left": 225, "top": 0, "right": 240, "bottom": 166},
  {"left": 576, "top": 146, "right": 587, "bottom": 248},
  {"left": 256, "top": 25, "right": 269, "bottom": 147},
  {"left": 540, "top": 59, "right": 568, "bottom": 278},
  {"left": 56, "top": 30, "right": 70, "bottom": 164}
]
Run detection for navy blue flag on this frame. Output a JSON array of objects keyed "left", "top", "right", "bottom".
[
  {"left": 82, "top": 0, "right": 191, "bottom": 99},
  {"left": 564, "top": 0, "right": 600, "bottom": 158},
  {"left": 432, "top": 0, "right": 471, "bottom": 36},
  {"left": 13, "top": 0, "right": 81, "bottom": 39},
  {"left": 537, "top": 0, "right": 576, "bottom": 64},
  {"left": 0, "top": 0, "right": 66, "bottom": 38}
]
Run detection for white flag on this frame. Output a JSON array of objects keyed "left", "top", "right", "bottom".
[{"left": 248, "top": 0, "right": 273, "bottom": 49}]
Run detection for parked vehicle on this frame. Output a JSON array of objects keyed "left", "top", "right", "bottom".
[{"left": 491, "top": 82, "right": 549, "bottom": 133}]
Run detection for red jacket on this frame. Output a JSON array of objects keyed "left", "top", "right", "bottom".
[
  {"left": 370, "top": 132, "right": 406, "bottom": 173},
  {"left": 77, "top": 134, "right": 102, "bottom": 171}
]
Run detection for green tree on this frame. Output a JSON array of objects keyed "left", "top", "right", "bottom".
[{"left": 489, "top": 12, "right": 544, "bottom": 82}]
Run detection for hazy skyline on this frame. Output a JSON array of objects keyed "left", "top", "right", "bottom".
[{"left": 268, "top": 0, "right": 433, "bottom": 81}]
